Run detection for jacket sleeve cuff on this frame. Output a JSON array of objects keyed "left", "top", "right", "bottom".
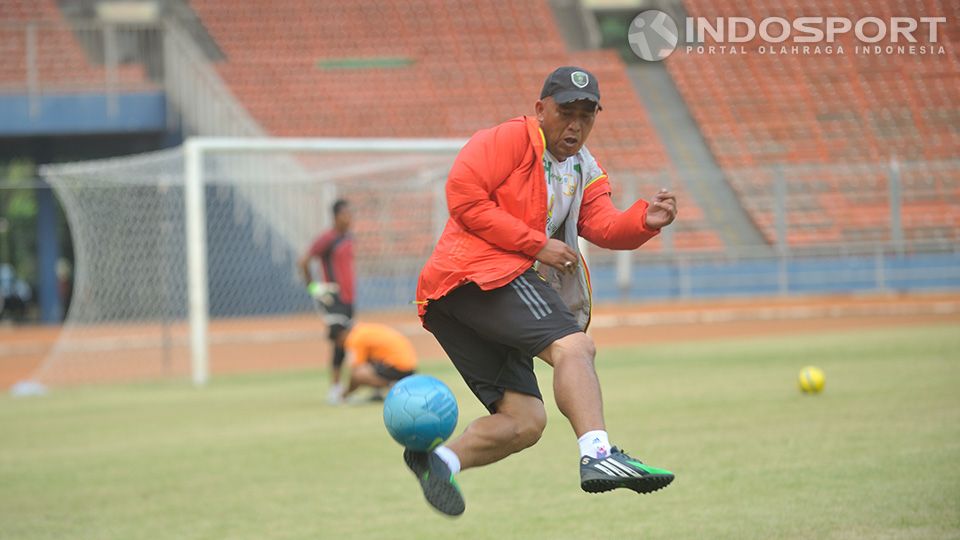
[
  {"left": 521, "top": 231, "right": 548, "bottom": 258},
  {"left": 633, "top": 199, "right": 661, "bottom": 233}
]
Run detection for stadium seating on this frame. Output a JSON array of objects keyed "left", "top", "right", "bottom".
[
  {"left": 0, "top": 0, "right": 150, "bottom": 92},
  {"left": 188, "top": 0, "right": 721, "bottom": 253},
  {"left": 666, "top": 0, "right": 960, "bottom": 246}
]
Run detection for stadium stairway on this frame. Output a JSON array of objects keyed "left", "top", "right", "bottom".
[{"left": 626, "top": 62, "right": 767, "bottom": 249}]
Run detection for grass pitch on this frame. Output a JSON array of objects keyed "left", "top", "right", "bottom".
[{"left": 1, "top": 323, "right": 958, "bottom": 539}]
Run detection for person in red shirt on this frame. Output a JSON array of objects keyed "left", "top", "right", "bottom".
[
  {"left": 406, "top": 67, "right": 678, "bottom": 516},
  {"left": 299, "top": 199, "right": 355, "bottom": 403}
]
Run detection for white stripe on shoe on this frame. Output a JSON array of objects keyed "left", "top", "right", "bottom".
[
  {"left": 594, "top": 463, "right": 627, "bottom": 477},
  {"left": 606, "top": 459, "right": 642, "bottom": 477}
]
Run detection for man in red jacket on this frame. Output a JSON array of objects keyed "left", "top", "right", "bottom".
[{"left": 407, "top": 66, "right": 678, "bottom": 516}]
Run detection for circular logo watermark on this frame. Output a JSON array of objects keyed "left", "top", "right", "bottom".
[{"left": 628, "top": 10, "right": 679, "bottom": 61}]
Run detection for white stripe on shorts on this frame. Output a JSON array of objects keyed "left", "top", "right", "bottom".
[
  {"left": 516, "top": 276, "right": 553, "bottom": 316},
  {"left": 510, "top": 281, "right": 546, "bottom": 319}
]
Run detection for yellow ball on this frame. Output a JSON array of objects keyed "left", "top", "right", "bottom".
[{"left": 798, "top": 366, "right": 825, "bottom": 394}]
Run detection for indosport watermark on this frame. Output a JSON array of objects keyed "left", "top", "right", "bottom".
[{"left": 627, "top": 11, "right": 947, "bottom": 61}]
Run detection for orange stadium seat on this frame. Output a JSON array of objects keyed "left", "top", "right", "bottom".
[{"left": 666, "top": 0, "right": 960, "bottom": 246}]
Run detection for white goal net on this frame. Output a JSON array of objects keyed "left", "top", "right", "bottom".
[{"left": 31, "top": 138, "right": 463, "bottom": 388}]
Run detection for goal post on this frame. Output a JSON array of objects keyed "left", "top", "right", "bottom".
[
  {"left": 183, "top": 137, "right": 466, "bottom": 386},
  {"left": 29, "top": 137, "right": 465, "bottom": 390}
]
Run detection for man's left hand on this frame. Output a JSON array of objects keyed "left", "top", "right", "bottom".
[{"left": 644, "top": 189, "right": 677, "bottom": 230}]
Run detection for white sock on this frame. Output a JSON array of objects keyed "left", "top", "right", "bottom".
[
  {"left": 578, "top": 430, "right": 611, "bottom": 459},
  {"left": 433, "top": 445, "right": 461, "bottom": 475}
]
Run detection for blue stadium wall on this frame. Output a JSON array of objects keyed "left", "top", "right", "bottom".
[
  {"left": 355, "top": 252, "right": 960, "bottom": 312},
  {"left": 0, "top": 91, "right": 165, "bottom": 136}
]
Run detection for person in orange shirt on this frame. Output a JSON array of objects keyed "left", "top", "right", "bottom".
[{"left": 330, "top": 321, "right": 417, "bottom": 403}]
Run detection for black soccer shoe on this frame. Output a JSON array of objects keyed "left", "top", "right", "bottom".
[
  {"left": 580, "top": 447, "right": 675, "bottom": 495},
  {"left": 403, "top": 449, "right": 465, "bottom": 517}
]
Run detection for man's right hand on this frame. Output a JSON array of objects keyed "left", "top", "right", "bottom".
[{"left": 535, "top": 239, "right": 579, "bottom": 274}]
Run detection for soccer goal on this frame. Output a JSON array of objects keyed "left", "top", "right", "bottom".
[{"left": 29, "top": 137, "right": 465, "bottom": 389}]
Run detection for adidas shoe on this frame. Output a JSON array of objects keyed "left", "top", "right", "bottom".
[
  {"left": 403, "top": 449, "right": 465, "bottom": 517},
  {"left": 580, "top": 447, "right": 674, "bottom": 494}
]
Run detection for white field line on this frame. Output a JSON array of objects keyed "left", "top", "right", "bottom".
[{"left": 588, "top": 301, "right": 960, "bottom": 329}]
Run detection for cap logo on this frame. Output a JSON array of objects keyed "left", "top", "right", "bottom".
[{"left": 571, "top": 71, "right": 589, "bottom": 88}]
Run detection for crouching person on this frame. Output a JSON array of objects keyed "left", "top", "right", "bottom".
[{"left": 329, "top": 321, "right": 417, "bottom": 404}]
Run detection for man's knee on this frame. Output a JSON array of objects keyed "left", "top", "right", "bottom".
[
  {"left": 350, "top": 363, "right": 375, "bottom": 385},
  {"left": 500, "top": 395, "right": 547, "bottom": 450},
  {"left": 514, "top": 405, "right": 547, "bottom": 449},
  {"left": 544, "top": 332, "right": 596, "bottom": 368}
]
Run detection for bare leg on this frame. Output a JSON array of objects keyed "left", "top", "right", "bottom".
[
  {"left": 446, "top": 391, "right": 547, "bottom": 471},
  {"left": 537, "top": 332, "right": 604, "bottom": 438},
  {"left": 343, "top": 363, "right": 391, "bottom": 399}
]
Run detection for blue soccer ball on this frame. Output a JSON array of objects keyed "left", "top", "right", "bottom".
[{"left": 383, "top": 375, "right": 458, "bottom": 452}]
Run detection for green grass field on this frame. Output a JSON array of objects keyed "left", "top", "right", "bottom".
[{"left": 2, "top": 324, "right": 958, "bottom": 540}]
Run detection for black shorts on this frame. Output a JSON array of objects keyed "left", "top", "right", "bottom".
[
  {"left": 322, "top": 296, "right": 354, "bottom": 340},
  {"left": 423, "top": 268, "right": 581, "bottom": 413},
  {"left": 370, "top": 360, "right": 415, "bottom": 382}
]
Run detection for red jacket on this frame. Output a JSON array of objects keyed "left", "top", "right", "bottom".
[{"left": 416, "top": 115, "right": 659, "bottom": 320}]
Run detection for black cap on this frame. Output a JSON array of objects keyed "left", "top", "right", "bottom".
[{"left": 540, "top": 66, "right": 601, "bottom": 109}]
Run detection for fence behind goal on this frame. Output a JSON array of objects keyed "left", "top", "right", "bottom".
[{"left": 30, "top": 142, "right": 960, "bottom": 388}]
